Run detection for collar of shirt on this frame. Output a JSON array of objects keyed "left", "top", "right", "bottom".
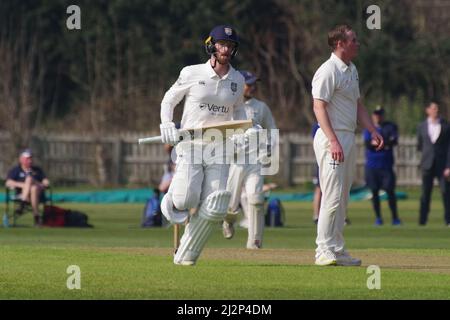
[
  {"left": 427, "top": 117, "right": 441, "bottom": 125},
  {"left": 330, "top": 52, "right": 351, "bottom": 72},
  {"left": 205, "top": 60, "right": 235, "bottom": 80},
  {"left": 427, "top": 117, "right": 441, "bottom": 143},
  {"left": 245, "top": 98, "right": 255, "bottom": 105}
]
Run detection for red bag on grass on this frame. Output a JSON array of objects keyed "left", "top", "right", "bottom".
[
  {"left": 42, "top": 205, "right": 93, "bottom": 228},
  {"left": 42, "top": 205, "right": 67, "bottom": 227}
]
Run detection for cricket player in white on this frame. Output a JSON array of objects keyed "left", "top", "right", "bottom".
[
  {"left": 312, "top": 24, "right": 384, "bottom": 266},
  {"left": 223, "top": 70, "right": 277, "bottom": 249},
  {"left": 159, "top": 25, "right": 245, "bottom": 266}
]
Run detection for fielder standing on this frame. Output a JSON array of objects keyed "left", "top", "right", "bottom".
[
  {"left": 159, "top": 25, "right": 245, "bottom": 265},
  {"left": 363, "top": 106, "right": 401, "bottom": 226},
  {"left": 222, "top": 70, "right": 277, "bottom": 249},
  {"left": 311, "top": 24, "right": 384, "bottom": 266}
]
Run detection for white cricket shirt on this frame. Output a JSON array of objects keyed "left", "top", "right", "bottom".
[
  {"left": 161, "top": 61, "right": 245, "bottom": 129},
  {"left": 312, "top": 53, "right": 360, "bottom": 132},
  {"left": 234, "top": 98, "right": 277, "bottom": 130}
]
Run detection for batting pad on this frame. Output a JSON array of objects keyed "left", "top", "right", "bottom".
[
  {"left": 247, "top": 194, "right": 265, "bottom": 249},
  {"left": 161, "top": 192, "right": 189, "bottom": 224},
  {"left": 174, "top": 190, "right": 231, "bottom": 265}
]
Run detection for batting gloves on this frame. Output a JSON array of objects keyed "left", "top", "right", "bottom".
[{"left": 160, "top": 122, "right": 180, "bottom": 145}]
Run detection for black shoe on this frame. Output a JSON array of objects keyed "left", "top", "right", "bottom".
[
  {"left": 14, "top": 202, "right": 26, "bottom": 215},
  {"left": 34, "top": 215, "right": 42, "bottom": 227}
]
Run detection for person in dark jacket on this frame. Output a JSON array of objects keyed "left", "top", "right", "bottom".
[
  {"left": 417, "top": 102, "right": 450, "bottom": 226},
  {"left": 363, "top": 106, "right": 401, "bottom": 226}
]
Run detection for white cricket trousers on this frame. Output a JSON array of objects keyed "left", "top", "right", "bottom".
[
  {"left": 226, "top": 163, "right": 265, "bottom": 247},
  {"left": 227, "top": 163, "right": 264, "bottom": 213},
  {"left": 313, "top": 128, "right": 356, "bottom": 256},
  {"left": 169, "top": 141, "right": 230, "bottom": 210}
]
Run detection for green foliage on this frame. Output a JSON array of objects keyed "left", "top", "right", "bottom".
[{"left": 0, "top": 0, "right": 448, "bottom": 132}]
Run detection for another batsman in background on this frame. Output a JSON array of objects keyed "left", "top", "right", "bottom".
[
  {"left": 311, "top": 24, "right": 384, "bottom": 266},
  {"left": 222, "top": 70, "right": 277, "bottom": 249},
  {"left": 158, "top": 25, "right": 245, "bottom": 265}
]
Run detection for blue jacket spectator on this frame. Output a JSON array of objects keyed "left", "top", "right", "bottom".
[{"left": 363, "top": 107, "right": 401, "bottom": 226}]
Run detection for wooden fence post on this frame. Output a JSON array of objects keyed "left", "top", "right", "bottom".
[
  {"left": 112, "top": 139, "right": 123, "bottom": 185},
  {"left": 282, "top": 136, "right": 292, "bottom": 186}
]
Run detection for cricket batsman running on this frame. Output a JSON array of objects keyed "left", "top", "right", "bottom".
[
  {"left": 223, "top": 70, "right": 278, "bottom": 249},
  {"left": 159, "top": 25, "right": 245, "bottom": 265}
]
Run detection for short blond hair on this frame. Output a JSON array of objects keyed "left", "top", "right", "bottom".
[{"left": 328, "top": 24, "right": 353, "bottom": 49}]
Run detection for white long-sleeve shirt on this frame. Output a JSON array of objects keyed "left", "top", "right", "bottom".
[
  {"left": 233, "top": 98, "right": 277, "bottom": 130},
  {"left": 160, "top": 61, "right": 245, "bottom": 129}
]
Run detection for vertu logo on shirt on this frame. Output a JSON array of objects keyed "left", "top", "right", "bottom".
[{"left": 199, "top": 103, "right": 229, "bottom": 113}]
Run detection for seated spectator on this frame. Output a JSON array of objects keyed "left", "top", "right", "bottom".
[{"left": 5, "top": 149, "right": 50, "bottom": 226}]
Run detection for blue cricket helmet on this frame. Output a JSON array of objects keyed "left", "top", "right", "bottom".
[
  {"left": 239, "top": 70, "right": 259, "bottom": 85},
  {"left": 205, "top": 25, "right": 239, "bottom": 58}
]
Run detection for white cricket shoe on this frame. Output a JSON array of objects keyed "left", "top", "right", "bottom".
[
  {"left": 173, "top": 249, "right": 196, "bottom": 266},
  {"left": 315, "top": 250, "right": 337, "bottom": 266},
  {"left": 222, "top": 221, "right": 235, "bottom": 239},
  {"left": 174, "top": 260, "right": 195, "bottom": 266},
  {"left": 246, "top": 240, "right": 261, "bottom": 250},
  {"left": 335, "top": 250, "right": 362, "bottom": 266}
]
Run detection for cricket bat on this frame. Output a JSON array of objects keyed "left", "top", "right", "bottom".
[{"left": 138, "top": 119, "right": 253, "bottom": 144}]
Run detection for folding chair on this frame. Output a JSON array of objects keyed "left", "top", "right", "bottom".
[{"left": 4, "top": 186, "right": 52, "bottom": 227}]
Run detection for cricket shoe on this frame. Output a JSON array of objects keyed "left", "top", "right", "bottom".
[
  {"left": 315, "top": 250, "right": 337, "bottom": 266},
  {"left": 222, "top": 221, "right": 235, "bottom": 239},
  {"left": 246, "top": 240, "right": 261, "bottom": 250},
  {"left": 174, "top": 260, "right": 196, "bottom": 266},
  {"left": 335, "top": 250, "right": 362, "bottom": 266}
]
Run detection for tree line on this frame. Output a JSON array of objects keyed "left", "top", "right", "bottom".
[{"left": 0, "top": 0, "right": 449, "bottom": 163}]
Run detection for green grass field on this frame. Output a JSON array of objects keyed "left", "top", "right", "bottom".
[{"left": 1, "top": 188, "right": 450, "bottom": 300}]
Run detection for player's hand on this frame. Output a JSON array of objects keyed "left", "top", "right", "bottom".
[
  {"left": 258, "top": 153, "right": 271, "bottom": 166},
  {"left": 244, "top": 125, "right": 262, "bottom": 141},
  {"left": 230, "top": 125, "right": 260, "bottom": 148},
  {"left": 444, "top": 168, "right": 450, "bottom": 180},
  {"left": 160, "top": 122, "right": 179, "bottom": 145},
  {"left": 371, "top": 131, "right": 384, "bottom": 151},
  {"left": 330, "top": 139, "right": 344, "bottom": 163},
  {"left": 230, "top": 132, "right": 246, "bottom": 146}
]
